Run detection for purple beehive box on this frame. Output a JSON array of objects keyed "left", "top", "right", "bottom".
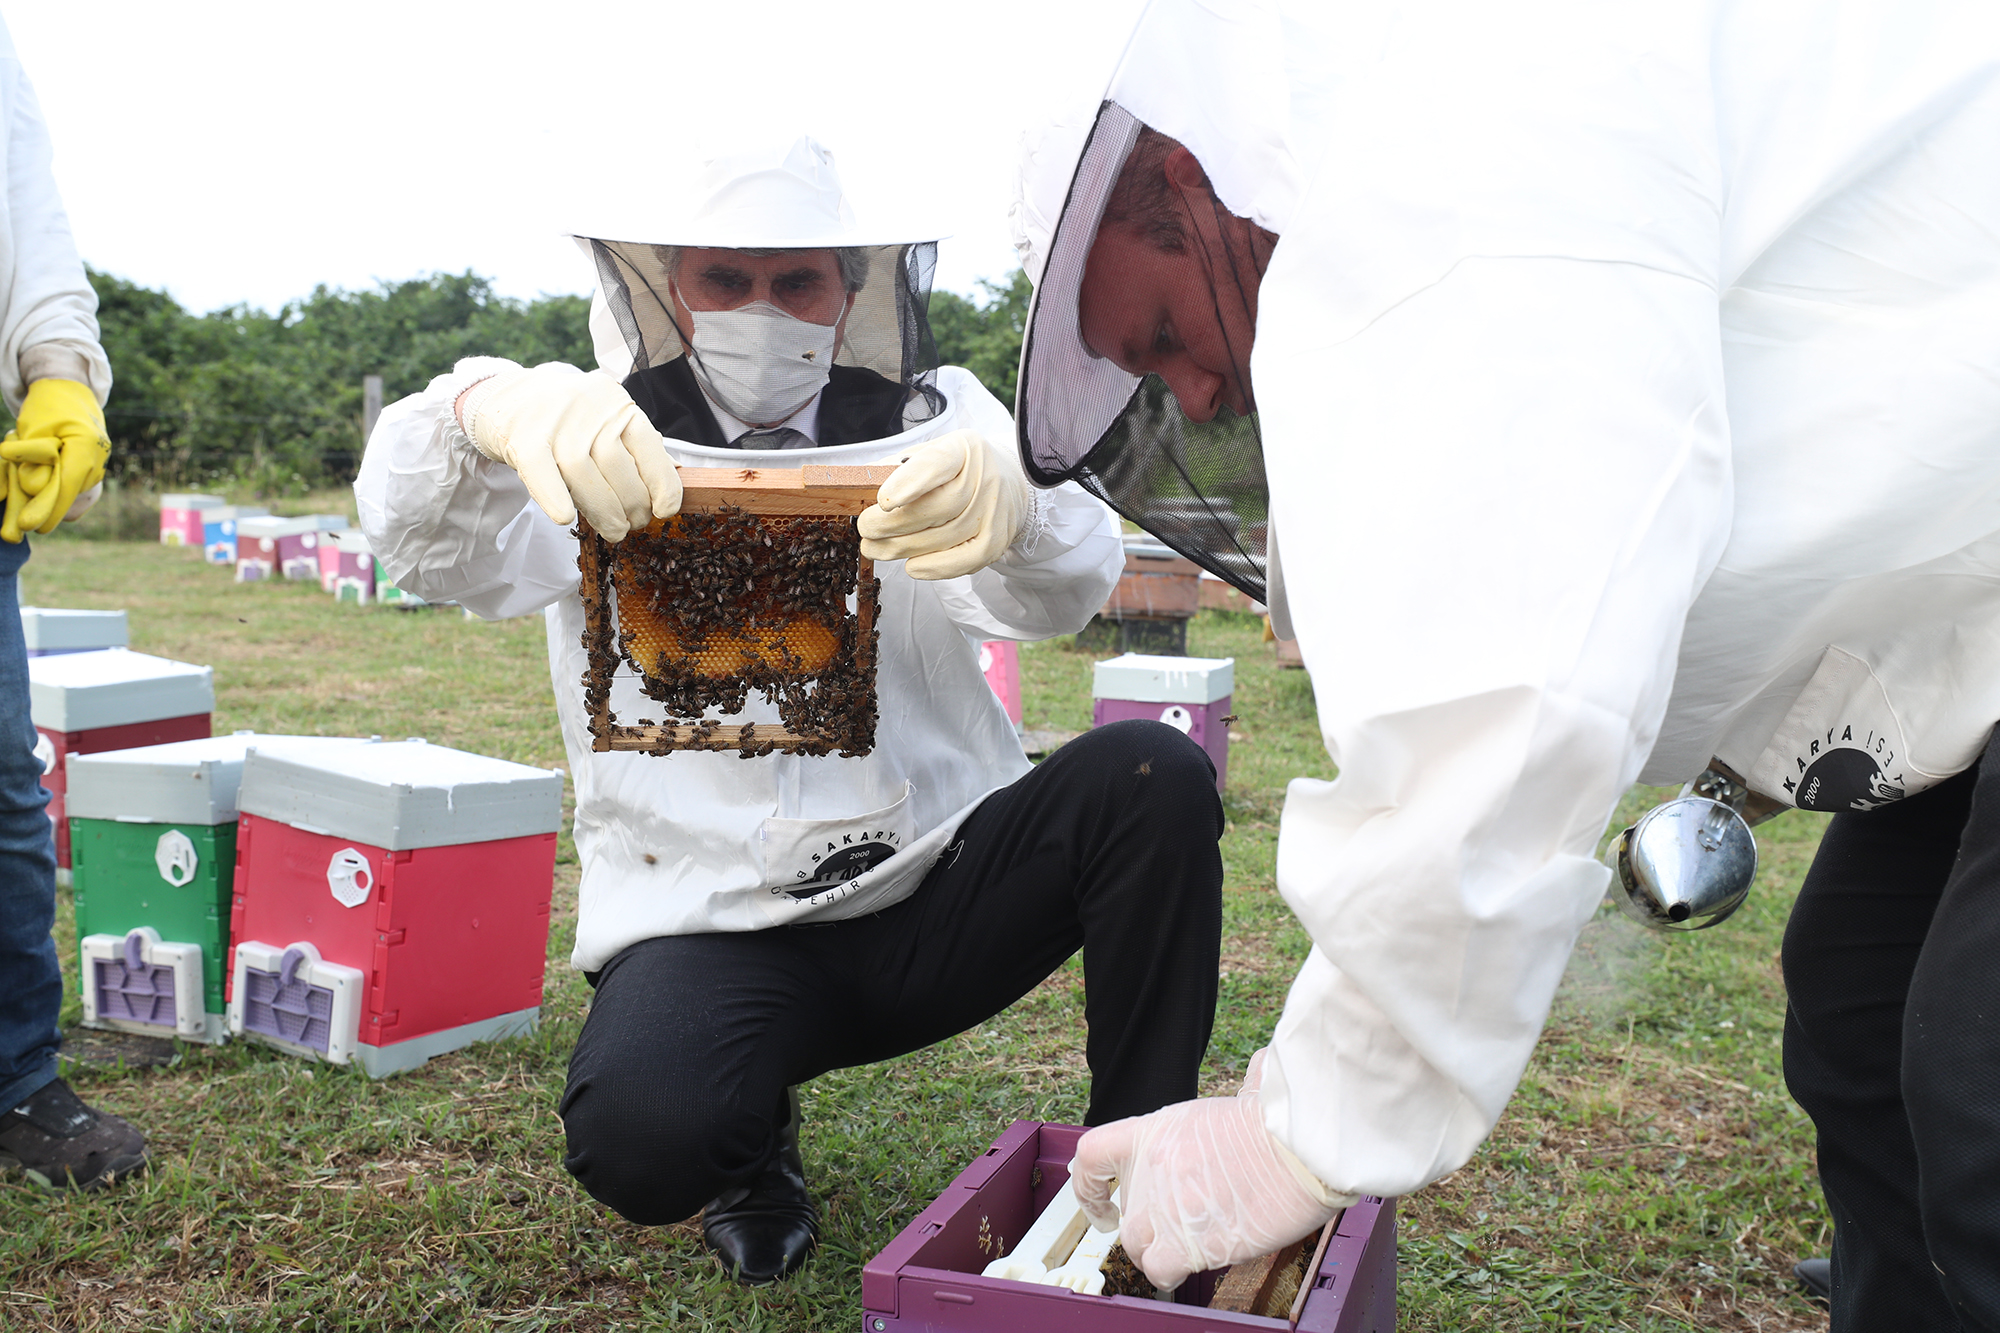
[
  {"left": 159, "top": 493, "right": 224, "bottom": 547},
  {"left": 235, "top": 515, "right": 348, "bottom": 583},
  {"left": 1091, "top": 653, "right": 1233, "bottom": 794},
  {"left": 324, "top": 530, "right": 377, "bottom": 603},
  {"left": 862, "top": 1120, "right": 1396, "bottom": 1332}
]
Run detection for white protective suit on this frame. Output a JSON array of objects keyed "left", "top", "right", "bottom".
[
  {"left": 356, "top": 356, "right": 1121, "bottom": 971},
  {"left": 0, "top": 17, "right": 110, "bottom": 409},
  {"left": 1019, "top": 0, "right": 2000, "bottom": 1200}
]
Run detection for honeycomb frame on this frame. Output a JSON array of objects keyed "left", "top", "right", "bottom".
[{"left": 576, "top": 464, "right": 896, "bottom": 758}]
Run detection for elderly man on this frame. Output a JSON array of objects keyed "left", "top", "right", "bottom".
[
  {"left": 357, "top": 137, "right": 1226, "bottom": 1285},
  {"left": 1013, "top": 0, "right": 2000, "bottom": 1323}
]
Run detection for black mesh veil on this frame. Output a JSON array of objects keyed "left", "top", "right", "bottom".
[
  {"left": 1016, "top": 102, "right": 1271, "bottom": 602},
  {"left": 584, "top": 238, "right": 944, "bottom": 423}
]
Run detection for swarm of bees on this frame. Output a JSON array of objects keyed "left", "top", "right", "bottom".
[{"left": 576, "top": 505, "right": 882, "bottom": 758}]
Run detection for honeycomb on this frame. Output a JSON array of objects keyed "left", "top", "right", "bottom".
[{"left": 578, "top": 507, "right": 881, "bottom": 758}]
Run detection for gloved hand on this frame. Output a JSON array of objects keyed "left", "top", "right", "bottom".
[
  {"left": 456, "top": 364, "right": 681, "bottom": 541},
  {"left": 858, "top": 429, "right": 1031, "bottom": 579},
  {"left": 1070, "top": 1049, "right": 1356, "bottom": 1291},
  {"left": 2, "top": 378, "right": 109, "bottom": 543}
]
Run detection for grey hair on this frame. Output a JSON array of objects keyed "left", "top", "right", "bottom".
[{"left": 653, "top": 244, "right": 871, "bottom": 293}]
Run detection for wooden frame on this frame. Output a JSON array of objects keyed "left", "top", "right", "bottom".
[{"left": 576, "top": 464, "right": 897, "bottom": 757}]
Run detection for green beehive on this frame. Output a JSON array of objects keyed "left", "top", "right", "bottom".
[{"left": 68, "top": 734, "right": 368, "bottom": 1044}]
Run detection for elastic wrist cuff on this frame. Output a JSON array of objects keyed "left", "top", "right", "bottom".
[
  {"left": 1269, "top": 1132, "right": 1355, "bottom": 1211},
  {"left": 19, "top": 345, "right": 94, "bottom": 391}
]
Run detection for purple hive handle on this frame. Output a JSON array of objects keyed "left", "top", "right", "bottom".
[
  {"left": 279, "top": 946, "right": 306, "bottom": 988},
  {"left": 123, "top": 930, "right": 147, "bottom": 971}
]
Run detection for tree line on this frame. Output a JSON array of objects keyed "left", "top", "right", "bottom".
[{"left": 63, "top": 265, "right": 1029, "bottom": 493}]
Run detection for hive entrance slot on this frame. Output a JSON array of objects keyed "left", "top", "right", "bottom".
[{"left": 577, "top": 465, "right": 894, "bottom": 759}]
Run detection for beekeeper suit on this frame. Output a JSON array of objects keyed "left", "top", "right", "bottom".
[
  {"left": 1016, "top": 0, "right": 2000, "bottom": 1321},
  {"left": 357, "top": 137, "right": 1227, "bottom": 1286}
]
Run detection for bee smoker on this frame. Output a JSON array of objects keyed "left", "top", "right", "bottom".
[{"left": 1608, "top": 761, "right": 1785, "bottom": 931}]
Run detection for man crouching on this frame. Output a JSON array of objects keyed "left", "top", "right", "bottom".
[{"left": 355, "top": 138, "right": 1224, "bottom": 1284}]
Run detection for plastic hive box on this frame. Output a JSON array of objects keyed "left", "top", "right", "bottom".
[
  {"left": 201, "top": 506, "right": 268, "bottom": 565},
  {"left": 228, "top": 738, "right": 564, "bottom": 1076},
  {"left": 67, "top": 733, "right": 371, "bottom": 1044},
  {"left": 979, "top": 641, "right": 1022, "bottom": 728},
  {"left": 235, "top": 515, "right": 348, "bottom": 583},
  {"left": 1091, "top": 653, "right": 1234, "bottom": 794},
  {"left": 31, "top": 649, "right": 215, "bottom": 870},
  {"left": 19, "top": 607, "right": 128, "bottom": 657},
  {"left": 321, "top": 530, "right": 376, "bottom": 600},
  {"left": 159, "top": 493, "right": 224, "bottom": 547},
  {"left": 862, "top": 1120, "right": 1396, "bottom": 1331}
]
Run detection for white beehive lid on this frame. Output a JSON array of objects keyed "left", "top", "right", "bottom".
[
  {"left": 66, "top": 733, "right": 374, "bottom": 826},
  {"left": 330, "top": 529, "right": 372, "bottom": 555},
  {"left": 20, "top": 607, "right": 128, "bottom": 652},
  {"left": 159, "top": 493, "right": 225, "bottom": 510},
  {"left": 238, "top": 738, "right": 565, "bottom": 850},
  {"left": 204, "top": 505, "right": 268, "bottom": 524},
  {"left": 304, "top": 513, "right": 349, "bottom": 531},
  {"left": 1092, "top": 653, "right": 1235, "bottom": 705},
  {"left": 238, "top": 515, "right": 318, "bottom": 540},
  {"left": 29, "top": 649, "right": 215, "bottom": 733}
]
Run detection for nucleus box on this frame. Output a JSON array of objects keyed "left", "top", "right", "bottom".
[
  {"left": 202, "top": 505, "right": 269, "bottom": 565},
  {"left": 234, "top": 514, "right": 349, "bottom": 583},
  {"left": 227, "top": 739, "right": 565, "bottom": 1077},
  {"left": 158, "top": 493, "right": 225, "bottom": 548},
  {"left": 979, "top": 640, "right": 1023, "bottom": 728},
  {"left": 1092, "top": 653, "right": 1233, "bottom": 794},
  {"left": 30, "top": 648, "right": 215, "bottom": 870},
  {"left": 862, "top": 1119, "right": 1397, "bottom": 1332},
  {"left": 68, "top": 733, "right": 368, "bottom": 1045},
  {"left": 321, "top": 530, "right": 377, "bottom": 603},
  {"left": 20, "top": 607, "right": 128, "bottom": 657}
]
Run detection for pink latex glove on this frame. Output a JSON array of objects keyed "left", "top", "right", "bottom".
[{"left": 1070, "top": 1049, "right": 1356, "bottom": 1291}]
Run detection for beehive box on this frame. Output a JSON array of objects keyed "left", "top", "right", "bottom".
[
  {"left": 228, "top": 739, "right": 564, "bottom": 1076},
  {"left": 68, "top": 733, "right": 368, "bottom": 1044},
  {"left": 576, "top": 464, "right": 894, "bottom": 758},
  {"left": 862, "top": 1120, "right": 1396, "bottom": 1332},
  {"left": 159, "top": 493, "right": 225, "bottom": 547},
  {"left": 202, "top": 505, "right": 269, "bottom": 565},
  {"left": 1081, "top": 538, "right": 1206, "bottom": 657},
  {"left": 30, "top": 649, "right": 215, "bottom": 869},
  {"left": 20, "top": 607, "right": 128, "bottom": 657},
  {"left": 235, "top": 515, "right": 348, "bottom": 582},
  {"left": 321, "top": 529, "right": 376, "bottom": 600},
  {"left": 1092, "top": 654, "right": 1234, "bottom": 794},
  {"left": 979, "top": 640, "right": 1023, "bottom": 728}
]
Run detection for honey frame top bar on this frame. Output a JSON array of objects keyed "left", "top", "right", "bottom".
[{"left": 676, "top": 463, "right": 899, "bottom": 516}]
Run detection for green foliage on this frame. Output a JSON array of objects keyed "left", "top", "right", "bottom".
[
  {"left": 929, "top": 270, "right": 1030, "bottom": 412},
  {"left": 86, "top": 268, "right": 593, "bottom": 492}
]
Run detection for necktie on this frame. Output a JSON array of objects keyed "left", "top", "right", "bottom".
[{"left": 738, "top": 428, "right": 812, "bottom": 450}]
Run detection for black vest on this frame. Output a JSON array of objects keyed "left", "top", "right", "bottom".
[{"left": 622, "top": 356, "right": 909, "bottom": 449}]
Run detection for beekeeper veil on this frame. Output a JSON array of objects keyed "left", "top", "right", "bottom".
[
  {"left": 573, "top": 137, "right": 944, "bottom": 429},
  {"left": 1014, "top": 0, "right": 1299, "bottom": 602}
]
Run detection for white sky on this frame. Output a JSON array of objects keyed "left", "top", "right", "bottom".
[{"left": 6, "top": 0, "right": 1147, "bottom": 314}]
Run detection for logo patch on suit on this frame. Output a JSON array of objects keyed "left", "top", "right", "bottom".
[
  {"left": 784, "top": 829, "right": 902, "bottom": 900},
  {"left": 1747, "top": 647, "right": 1950, "bottom": 814},
  {"left": 1788, "top": 727, "right": 1908, "bottom": 812}
]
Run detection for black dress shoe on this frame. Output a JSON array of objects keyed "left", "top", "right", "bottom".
[
  {"left": 1794, "top": 1256, "right": 1831, "bottom": 1302},
  {"left": 701, "top": 1088, "right": 818, "bottom": 1285}
]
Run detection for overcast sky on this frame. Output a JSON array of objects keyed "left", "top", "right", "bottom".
[{"left": 6, "top": 1, "right": 1147, "bottom": 315}]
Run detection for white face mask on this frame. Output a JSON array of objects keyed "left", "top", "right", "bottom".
[{"left": 677, "top": 288, "right": 844, "bottom": 425}]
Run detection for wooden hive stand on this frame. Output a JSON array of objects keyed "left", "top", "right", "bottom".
[{"left": 576, "top": 464, "right": 899, "bottom": 758}]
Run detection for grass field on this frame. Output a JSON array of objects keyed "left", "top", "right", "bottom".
[{"left": 2, "top": 528, "right": 1832, "bottom": 1331}]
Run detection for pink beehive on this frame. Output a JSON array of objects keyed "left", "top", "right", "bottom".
[
  {"left": 158, "top": 494, "right": 224, "bottom": 547},
  {"left": 323, "top": 530, "right": 377, "bottom": 603},
  {"left": 228, "top": 739, "right": 564, "bottom": 1077},
  {"left": 235, "top": 515, "right": 348, "bottom": 583},
  {"left": 979, "top": 640, "right": 1023, "bottom": 727}
]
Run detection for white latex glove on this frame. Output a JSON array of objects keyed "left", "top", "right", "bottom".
[
  {"left": 857, "top": 429, "right": 1030, "bottom": 579},
  {"left": 456, "top": 364, "right": 681, "bottom": 541},
  {"left": 1071, "top": 1049, "right": 1356, "bottom": 1291}
]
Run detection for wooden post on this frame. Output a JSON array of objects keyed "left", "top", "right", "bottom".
[{"left": 362, "top": 375, "right": 384, "bottom": 443}]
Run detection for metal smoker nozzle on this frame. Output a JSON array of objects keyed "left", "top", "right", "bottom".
[{"left": 1609, "top": 762, "right": 1776, "bottom": 932}]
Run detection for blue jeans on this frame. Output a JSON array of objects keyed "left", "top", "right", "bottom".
[{"left": 0, "top": 537, "right": 60, "bottom": 1116}]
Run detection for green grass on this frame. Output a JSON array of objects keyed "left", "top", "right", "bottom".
[{"left": 2, "top": 534, "right": 1829, "bottom": 1330}]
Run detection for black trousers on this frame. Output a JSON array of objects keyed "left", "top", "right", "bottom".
[
  {"left": 1784, "top": 725, "right": 2000, "bottom": 1331},
  {"left": 560, "top": 719, "right": 1226, "bottom": 1226}
]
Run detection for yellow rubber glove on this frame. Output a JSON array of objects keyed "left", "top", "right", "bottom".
[{"left": 1, "top": 378, "right": 110, "bottom": 542}]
